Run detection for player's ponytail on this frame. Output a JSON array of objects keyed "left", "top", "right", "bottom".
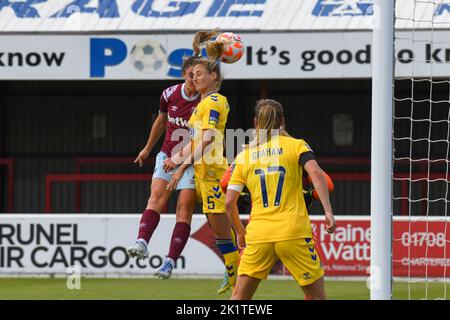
[
  {"left": 249, "top": 99, "right": 291, "bottom": 148},
  {"left": 257, "top": 104, "right": 278, "bottom": 132},
  {"left": 205, "top": 41, "right": 225, "bottom": 62},
  {"left": 192, "top": 30, "right": 223, "bottom": 60}
]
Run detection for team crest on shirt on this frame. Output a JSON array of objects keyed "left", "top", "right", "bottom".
[
  {"left": 209, "top": 109, "right": 220, "bottom": 126},
  {"left": 171, "top": 105, "right": 178, "bottom": 112}
]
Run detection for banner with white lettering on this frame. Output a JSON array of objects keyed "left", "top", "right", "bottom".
[
  {"left": 0, "top": 215, "right": 224, "bottom": 275},
  {"left": 0, "top": 31, "right": 449, "bottom": 80},
  {"left": 312, "top": 217, "right": 450, "bottom": 278},
  {"left": 1, "top": 215, "right": 449, "bottom": 277}
]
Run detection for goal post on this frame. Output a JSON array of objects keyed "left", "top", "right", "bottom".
[{"left": 370, "top": 0, "right": 395, "bottom": 300}]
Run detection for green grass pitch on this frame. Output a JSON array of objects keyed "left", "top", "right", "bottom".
[{"left": 0, "top": 278, "right": 448, "bottom": 300}]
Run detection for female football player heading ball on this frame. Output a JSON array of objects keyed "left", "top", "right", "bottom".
[
  {"left": 163, "top": 31, "right": 240, "bottom": 288},
  {"left": 126, "top": 56, "right": 200, "bottom": 280},
  {"left": 226, "top": 99, "right": 336, "bottom": 300}
]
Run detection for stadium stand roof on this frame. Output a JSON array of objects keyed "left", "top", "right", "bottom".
[{"left": 0, "top": 0, "right": 449, "bottom": 33}]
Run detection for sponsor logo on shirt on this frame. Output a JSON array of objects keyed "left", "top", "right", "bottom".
[
  {"left": 208, "top": 109, "right": 220, "bottom": 126},
  {"left": 168, "top": 115, "right": 188, "bottom": 127}
]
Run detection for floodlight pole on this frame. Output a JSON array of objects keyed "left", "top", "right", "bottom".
[{"left": 370, "top": 0, "right": 394, "bottom": 300}]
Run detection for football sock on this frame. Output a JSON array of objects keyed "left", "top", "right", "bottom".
[
  {"left": 230, "top": 228, "right": 237, "bottom": 248},
  {"left": 137, "top": 209, "right": 160, "bottom": 244},
  {"left": 216, "top": 239, "right": 240, "bottom": 286},
  {"left": 167, "top": 222, "right": 191, "bottom": 261}
]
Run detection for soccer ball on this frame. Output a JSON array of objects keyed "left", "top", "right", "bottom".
[
  {"left": 216, "top": 32, "right": 245, "bottom": 64},
  {"left": 129, "top": 39, "right": 167, "bottom": 73}
]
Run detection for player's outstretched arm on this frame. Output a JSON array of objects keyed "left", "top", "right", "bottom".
[
  {"left": 135, "top": 113, "right": 167, "bottom": 167},
  {"left": 304, "top": 160, "right": 336, "bottom": 234}
]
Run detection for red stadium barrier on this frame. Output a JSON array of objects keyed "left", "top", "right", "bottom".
[
  {"left": 44, "top": 168, "right": 447, "bottom": 214},
  {"left": 327, "top": 172, "right": 449, "bottom": 216},
  {"left": 45, "top": 173, "right": 152, "bottom": 213},
  {"left": 74, "top": 157, "right": 156, "bottom": 213},
  {"left": 0, "top": 158, "right": 14, "bottom": 213},
  {"left": 317, "top": 157, "right": 371, "bottom": 165}
]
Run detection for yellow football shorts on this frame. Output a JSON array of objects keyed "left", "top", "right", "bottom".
[
  {"left": 195, "top": 177, "right": 226, "bottom": 214},
  {"left": 238, "top": 238, "right": 324, "bottom": 287}
]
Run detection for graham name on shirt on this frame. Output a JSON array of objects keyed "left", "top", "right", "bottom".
[{"left": 252, "top": 147, "right": 283, "bottom": 160}]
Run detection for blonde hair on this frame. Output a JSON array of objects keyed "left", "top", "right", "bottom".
[
  {"left": 248, "top": 99, "right": 291, "bottom": 148},
  {"left": 192, "top": 29, "right": 224, "bottom": 61},
  {"left": 192, "top": 30, "right": 225, "bottom": 91}
]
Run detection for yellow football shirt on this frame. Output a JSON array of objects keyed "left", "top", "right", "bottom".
[
  {"left": 188, "top": 92, "right": 229, "bottom": 180},
  {"left": 229, "top": 135, "right": 314, "bottom": 244}
]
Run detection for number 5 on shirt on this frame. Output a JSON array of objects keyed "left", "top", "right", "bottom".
[{"left": 207, "top": 195, "right": 215, "bottom": 210}]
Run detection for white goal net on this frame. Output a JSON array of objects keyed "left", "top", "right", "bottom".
[{"left": 393, "top": 0, "right": 450, "bottom": 300}]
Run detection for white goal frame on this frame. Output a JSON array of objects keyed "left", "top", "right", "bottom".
[{"left": 370, "top": 0, "right": 395, "bottom": 300}]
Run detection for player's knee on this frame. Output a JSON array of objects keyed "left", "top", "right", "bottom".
[
  {"left": 230, "top": 287, "right": 252, "bottom": 300},
  {"left": 230, "top": 289, "right": 244, "bottom": 300},
  {"left": 147, "top": 194, "right": 165, "bottom": 211},
  {"left": 302, "top": 278, "right": 326, "bottom": 300},
  {"left": 176, "top": 205, "right": 192, "bottom": 224}
]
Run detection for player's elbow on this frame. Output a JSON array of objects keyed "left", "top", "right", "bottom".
[
  {"left": 159, "top": 117, "right": 167, "bottom": 129},
  {"left": 154, "top": 117, "right": 166, "bottom": 133},
  {"left": 308, "top": 167, "right": 324, "bottom": 181},
  {"left": 225, "top": 192, "right": 238, "bottom": 213},
  {"left": 308, "top": 168, "right": 328, "bottom": 190},
  {"left": 225, "top": 197, "right": 234, "bottom": 212}
]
